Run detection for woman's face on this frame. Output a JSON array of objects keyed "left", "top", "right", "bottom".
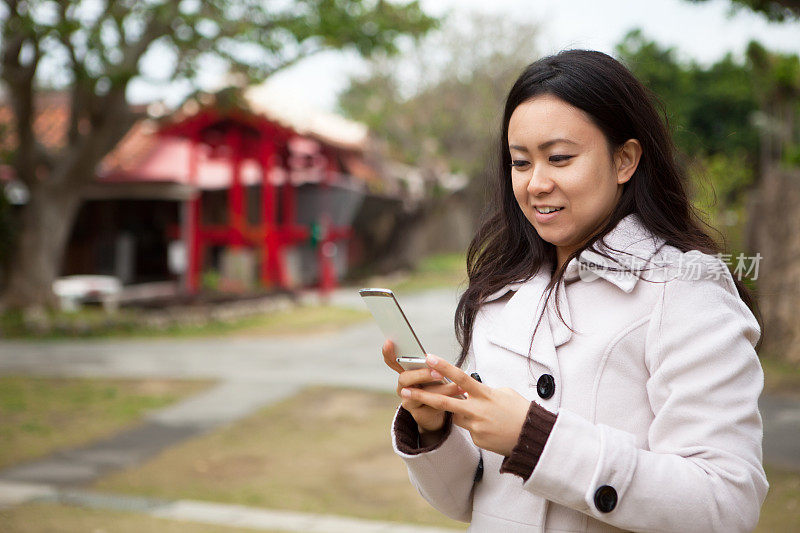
[{"left": 508, "top": 94, "right": 640, "bottom": 267}]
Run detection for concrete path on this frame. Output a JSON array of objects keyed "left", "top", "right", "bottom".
[
  {"left": 0, "top": 480, "right": 461, "bottom": 532},
  {"left": 0, "top": 286, "right": 463, "bottom": 391},
  {"left": 0, "top": 286, "right": 464, "bottom": 488},
  {"left": 760, "top": 393, "right": 800, "bottom": 472}
]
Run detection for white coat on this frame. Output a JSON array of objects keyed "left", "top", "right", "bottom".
[{"left": 391, "top": 213, "right": 768, "bottom": 533}]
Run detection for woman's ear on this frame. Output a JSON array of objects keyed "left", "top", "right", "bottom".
[{"left": 615, "top": 139, "right": 642, "bottom": 185}]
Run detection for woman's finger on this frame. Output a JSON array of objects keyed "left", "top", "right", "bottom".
[
  {"left": 382, "top": 339, "right": 405, "bottom": 374},
  {"left": 400, "top": 385, "right": 470, "bottom": 416},
  {"left": 400, "top": 397, "right": 424, "bottom": 411},
  {"left": 426, "top": 354, "right": 488, "bottom": 398},
  {"left": 397, "top": 367, "right": 438, "bottom": 389},
  {"left": 419, "top": 381, "right": 464, "bottom": 398}
]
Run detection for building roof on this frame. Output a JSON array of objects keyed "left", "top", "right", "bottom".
[
  {"left": 244, "top": 83, "right": 368, "bottom": 152},
  {"left": 0, "top": 89, "right": 377, "bottom": 190}
]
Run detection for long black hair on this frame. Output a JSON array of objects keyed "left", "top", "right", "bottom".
[{"left": 454, "top": 49, "right": 761, "bottom": 367}]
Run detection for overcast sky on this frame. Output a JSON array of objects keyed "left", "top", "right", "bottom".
[{"left": 128, "top": 0, "right": 800, "bottom": 112}]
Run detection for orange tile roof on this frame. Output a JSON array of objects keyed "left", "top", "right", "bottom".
[
  {"left": 0, "top": 91, "right": 155, "bottom": 177},
  {"left": 0, "top": 91, "right": 380, "bottom": 190},
  {"left": 97, "top": 120, "right": 161, "bottom": 176},
  {"left": 0, "top": 91, "right": 70, "bottom": 153}
]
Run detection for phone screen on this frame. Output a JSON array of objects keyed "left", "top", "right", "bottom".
[{"left": 359, "top": 288, "right": 426, "bottom": 359}]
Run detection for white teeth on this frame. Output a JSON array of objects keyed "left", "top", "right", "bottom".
[{"left": 536, "top": 206, "right": 563, "bottom": 214}]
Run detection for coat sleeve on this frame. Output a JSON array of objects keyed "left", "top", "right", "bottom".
[
  {"left": 390, "top": 345, "right": 482, "bottom": 522},
  {"left": 520, "top": 256, "right": 768, "bottom": 532}
]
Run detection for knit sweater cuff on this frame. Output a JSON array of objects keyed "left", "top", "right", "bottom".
[
  {"left": 499, "top": 401, "right": 557, "bottom": 481},
  {"left": 394, "top": 405, "right": 453, "bottom": 455}
]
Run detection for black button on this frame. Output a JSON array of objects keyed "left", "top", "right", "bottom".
[
  {"left": 470, "top": 372, "right": 482, "bottom": 383},
  {"left": 474, "top": 456, "right": 484, "bottom": 482},
  {"left": 537, "top": 374, "right": 555, "bottom": 399},
  {"left": 594, "top": 485, "right": 617, "bottom": 513}
]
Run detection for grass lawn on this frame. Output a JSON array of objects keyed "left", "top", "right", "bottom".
[
  {"left": 0, "top": 502, "right": 274, "bottom": 533},
  {"left": 0, "top": 377, "right": 211, "bottom": 470},
  {"left": 94, "top": 386, "right": 467, "bottom": 530},
  {"left": 356, "top": 252, "right": 468, "bottom": 296},
  {"left": 761, "top": 356, "right": 800, "bottom": 399},
  {"left": 758, "top": 466, "right": 800, "bottom": 532},
  {"left": 0, "top": 304, "right": 370, "bottom": 340}
]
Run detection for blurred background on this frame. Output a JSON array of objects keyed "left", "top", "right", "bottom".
[{"left": 0, "top": 0, "right": 798, "bottom": 531}]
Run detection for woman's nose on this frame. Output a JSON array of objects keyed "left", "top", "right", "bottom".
[{"left": 527, "top": 166, "right": 555, "bottom": 196}]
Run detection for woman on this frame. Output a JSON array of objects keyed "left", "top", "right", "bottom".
[{"left": 382, "top": 49, "right": 768, "bottom": 532}]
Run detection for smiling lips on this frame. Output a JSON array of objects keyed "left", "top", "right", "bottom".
[
  {"left": 534, "top": 206, "right": 564, "bottom": 214},
  {"left": 532, "top": 205, "right": 564, "bottom": 223}
]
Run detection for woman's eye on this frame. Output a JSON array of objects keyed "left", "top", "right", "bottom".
[
  {"left": 511, "top": 160, "right": 530, "bottom": 169},
  {"left": 549, "top": 155, "right": 573, "bottom": 163}
]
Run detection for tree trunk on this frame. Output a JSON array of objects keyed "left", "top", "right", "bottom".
[
  {"left": 750, "top": 166, "right": 800, "bottom": 363},
  {"left": 2, "top": 182, "right": 83, "bottom": 311}
]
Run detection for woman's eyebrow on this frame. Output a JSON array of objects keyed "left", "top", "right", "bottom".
[{"left": 509, "top": 138, "right": 579, "bottom": 152}]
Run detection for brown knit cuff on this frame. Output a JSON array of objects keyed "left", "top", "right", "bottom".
[
  {"left": 499, "top": 401, "right": 557, "bottom": 481},
  {"left": 394, "top": 405, "right": 454, "bottom": 455}
]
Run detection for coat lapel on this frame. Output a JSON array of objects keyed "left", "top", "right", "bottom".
[{"left": 485, "top": 268, "right": 563, "bottom": 377}]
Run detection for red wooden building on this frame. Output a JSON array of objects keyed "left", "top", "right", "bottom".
[{"left": 3, "top": 90, "right": 378, "bottom": 297}]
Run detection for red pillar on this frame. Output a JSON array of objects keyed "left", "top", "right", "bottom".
[
  {"left": 318, "top": 151, "right": 338, "bottom": 294},
  {"left": 186, "top": 140, "right": 202, "bottom": 293},
  {"left": 318, "top": 213, "right": 337, "bottom": 296},
  {"left": 260, "top": 143, "right": 285, "bottom": 288}
]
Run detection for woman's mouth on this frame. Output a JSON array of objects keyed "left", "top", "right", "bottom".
[{"left": 533, "top": 205, "right": 564, "bottom": 222}]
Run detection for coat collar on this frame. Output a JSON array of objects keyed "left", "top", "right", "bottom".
[
  {"left": 482, "top": 214, "right": 665, "bottom": 372},
  {"left": 482, "top": 213, "right": 666, "bottom": 303}
]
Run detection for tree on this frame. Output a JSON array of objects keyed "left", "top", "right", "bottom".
[
  {"left": 0, "top": 0, "right": 437, "bottom": 311},
  {"left": 615, "top": 29, "right": 761, "bottom": 250},
  {"left": 742, "top": 42, "right": 800, "bottom": 363},
  {"left": 337, "top": 12, "right": 541, "bottom": 272},
  {"left": 687, "top": 0, "right": 800, "bottom": 363},
  {"left": 339, "top": 11, "right": 540, "bottom": 218}
]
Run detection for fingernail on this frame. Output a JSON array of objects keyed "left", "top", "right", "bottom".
[
  {"left": 426, "top": 354, "right": 439, "bottom": 366},
  {"left": 430, "top": 370, "right": 442, "bottom": 380},
  {"left": 400, "top": 388, "right": 411, "bottom": 398}
]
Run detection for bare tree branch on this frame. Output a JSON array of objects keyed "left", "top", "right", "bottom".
[{"left": 1, "top": 12, "right": 44, "bottom": 186}]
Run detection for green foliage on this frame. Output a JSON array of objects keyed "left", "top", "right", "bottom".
[
  {"left": 687, "top": 150, "right": 754, "bottom": 252},
  {"left": 201, "top": 269, "right": 221, "bottom": 291},
  {"left": 616, "top": 29, "right": 760, "bottom": 159},
  {"left": 784, "top": 142, "right": 800, "bottom": 167},
  {"left": 687, "top": 0, "right": 800, "bottom": 22},
  {"left": 615, "top": 29, "right": 771, "bottom": 256},
  {"left": 2, "top": 0, "right": 438, "bottom": 93},
  {"left": 746, "top": 40, "right": 800, "bottom": 103}
]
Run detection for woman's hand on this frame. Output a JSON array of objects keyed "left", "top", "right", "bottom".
[
  {"left": 382, "top": 340, "right": 464, "bottom": 437},
  {"left": 399, "top": 354, "right": 531, "bottom": 457}
]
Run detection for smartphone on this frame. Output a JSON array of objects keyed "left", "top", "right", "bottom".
[{"left": 359, "top": 287, "right": 465, "bottom": 398}]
